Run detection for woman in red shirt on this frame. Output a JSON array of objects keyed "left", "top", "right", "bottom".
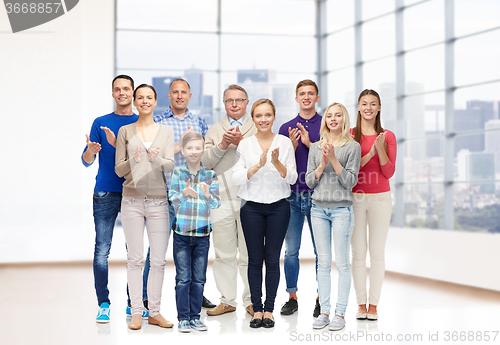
[{"left": 350, "top": 89, "right": 397, "bottom": 321}]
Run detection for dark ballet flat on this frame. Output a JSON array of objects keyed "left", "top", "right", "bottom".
[
  {"left": 250, "top": 317, "right": 263, "bottom": 328},
  {"left": 262, "top": 317, "right": 275, "bottom": 328}
]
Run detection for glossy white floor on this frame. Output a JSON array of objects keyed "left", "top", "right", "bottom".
[{"left": 1, "top": 261, "right": 499, "bottom": 345}]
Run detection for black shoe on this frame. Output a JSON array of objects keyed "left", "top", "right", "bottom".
[
  {"left": 280, "top": 298, "right": 298, "bottom": 315},
  {"left": 313, "top": 299, "right": 320, "bottom": 318},
  {"left": 250, "top": 317, "right": 263, "bottom": 328},
  {"left": 202, "top": 296, "right": 216, "bottom": 309},
  {"left": 262, "top": 317, "right": 275, "bottom": 328},
  {"left": 143, "top": 300, "right": 149, "bottom": 310}
]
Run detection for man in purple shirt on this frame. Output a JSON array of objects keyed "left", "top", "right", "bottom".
[{"left": 278, "top": 79, "right": 322, "bottom": 317}]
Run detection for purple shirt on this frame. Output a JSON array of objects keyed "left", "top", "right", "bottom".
[{"left": 279, "top": 113, "right": 322, "bottom": 193}]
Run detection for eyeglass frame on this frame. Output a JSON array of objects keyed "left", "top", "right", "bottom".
[{"left": 223, "top": 98, "right": 248, "bottom": 104}]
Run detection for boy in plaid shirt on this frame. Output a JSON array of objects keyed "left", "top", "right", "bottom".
[{"left": 169, "top": 132, "right": 221, "bottom": 333}]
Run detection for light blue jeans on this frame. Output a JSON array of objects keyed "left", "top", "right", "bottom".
[{"left": 311, "top": 204, "right": 354, "bottom": 317}]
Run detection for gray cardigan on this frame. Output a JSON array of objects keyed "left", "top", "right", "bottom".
[{"left": 305, "top": 140, "right": 361, "bottom": 208}]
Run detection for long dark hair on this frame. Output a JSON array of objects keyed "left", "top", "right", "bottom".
[{"left": 353, "top": 89, "right": 384, "bottom": 144}]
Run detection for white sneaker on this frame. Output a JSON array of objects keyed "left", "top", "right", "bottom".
[
  {"left": 313, "top": 314, "right": 329, "bottom": 329},
  {"left": 328, "top": 315, "right": 345, "bottom": 331}
]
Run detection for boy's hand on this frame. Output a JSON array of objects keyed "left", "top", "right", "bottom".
[
  {"left": 288, "top": 127, "right": 300, "bottom": 150},
  {"left": 182, "top": 179, "right": 198, "bottom": 198},
  {"left": 199, "top": 182, "right": 210, "bottom": 199},
  {"left": 297, "top": 122, "right": 311, "bottom": 148}
]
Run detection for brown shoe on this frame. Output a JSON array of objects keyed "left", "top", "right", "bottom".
[
  {"left": 128, "top": 314, "right": 142, "bottom": 330},
  {"left": 245, "top": 304, "right": 254, "bottom": 316},
  {"left": 206, "top": 303, "right": 236, "bottom": 316},
  {"left": 148, "top": 314, "right": 173, "bottom": 328}
]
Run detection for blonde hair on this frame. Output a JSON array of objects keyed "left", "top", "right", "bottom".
[
  {"left": 250, "top": 98, "right": 276, "bottom": 118},
  {"left": 317, "top": 102, "right": 352, "bottom": 148}
]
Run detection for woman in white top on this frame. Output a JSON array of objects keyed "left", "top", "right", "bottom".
[{"left": 232, "top": 99, "right": 297, "bottom": 329}]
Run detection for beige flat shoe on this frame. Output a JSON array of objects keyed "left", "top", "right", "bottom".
[
  {"left": 148, "top": 314, "right": 173, "bottom": 328},
  {"left": 128, "top": 314, "right": 142, "bottom": 330}
]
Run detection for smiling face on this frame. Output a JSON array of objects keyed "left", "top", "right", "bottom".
[
  {"left": 358, "top": 94, "right": 381, "bottom": 122},
  {"left": 112, "top": 78, "right": 133, "bottom": 107},
  {"left": 325, "top": 104, "right": 344, "bottom": 133},
  {"left": 168, "top": 80, "right": 192, "bottom": 113},
  {"left": 181, "top": 139, "right": 205, "bottom": 165},
  {"left": 133, "top": 87, "right": 157, "bottom": 116},
  {"left": 224, "top": 89, "right": 249, "bottom": 121},
  {"left": 295, "top": 85, "right": 319, "bottom": 112},
  {"left": 252, "top": 103, "right": 275, "bottom": 133}
]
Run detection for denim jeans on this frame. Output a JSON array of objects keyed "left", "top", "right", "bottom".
[
  {"left": 93, "top": 190, "right": 122, "bottom": 306},
  {"left": 311, "top": 204, "right": 354, "bottom": 317},
  {"left": 283, "top": 191, "right": 317, "bottom": 293},
  {"left": 173, "top": 232, "right": 210, "bottom": 321},
  {"left": 240, "top": 199, "right": 290, "bottom": 313}
]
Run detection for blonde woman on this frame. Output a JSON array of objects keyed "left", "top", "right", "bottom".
[
  {"left": 115, "top": 84, "right": 174, "bottom": 330},
  {"left": 305, "top": 103, "right": 361, "bottom": 331}
]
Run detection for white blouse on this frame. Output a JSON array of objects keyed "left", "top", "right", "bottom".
[{"left": 232, "top": 134, "right": 298, "bottom": 204}]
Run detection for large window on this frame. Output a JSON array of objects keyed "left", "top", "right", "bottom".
[{"left": 116, "top": 0, "right": 500, "bottom": 233}]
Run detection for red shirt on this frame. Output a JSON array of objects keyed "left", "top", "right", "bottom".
[{"left": 350, "top": 129, "right": 397, "bottom": 194}]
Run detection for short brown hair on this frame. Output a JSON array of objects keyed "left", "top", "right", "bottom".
[
  {"left": 223, "top": 84, "right": 248, "bottom": 100},
  {"left": 250, "top": 99, "right": 276, "bottom": 118},
  {"left": 181, "top": 132, "right": 205, "bottom": 148},
  {"left": 133, "top": 84, "right": 157, "bottom": 100},
  {"left": 169, "top": 78, "right": 191, "bottom": 92},
  {"left": 295, "top": 79, "right": 318, "bottom": 95}
]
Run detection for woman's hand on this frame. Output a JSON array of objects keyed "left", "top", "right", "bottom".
[
  {"left": 324, "top": 143, "right": 337, "bottom": 162},
  {"left": 270, "top": 147, "right": 280, "bottom": 165},
  {"left": 258, "top": 149, "right": 268, "bottom": 168},
  {"left": 319, "top": 149, "right": 329, "bottom": 169},
  {"left": 148, "top": 147, "right": 160, "bottom": 162},
  {"left": 373, "top": 132, "right": 386, "bottom": 153},
  {"left": 133, "top": 145, "right": 143, "bottom": 163}
]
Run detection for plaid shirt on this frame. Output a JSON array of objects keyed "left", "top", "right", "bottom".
[
  {"left": 153, "top": 108, "right": 208, "bottom": 189},
  {"left": 169, "top": 163, "right": 221, "bottom": 237}
]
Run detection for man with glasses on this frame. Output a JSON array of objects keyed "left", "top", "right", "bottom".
[
  {"left": 202, "top": 84, "right": 257, "bottom": 316},
  {"left": 153, "top": 78, "right": 215, "bottom": 309}
]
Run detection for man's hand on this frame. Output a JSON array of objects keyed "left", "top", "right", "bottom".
[
  {"left": 148, "top": 147, "right": 160, "bottom": 162},
  {"left": 297, "top": 123, "right": 311, "bottom": 148},
  {"left": 222, "top": 126, "right": 244, "bottom": 147},
  {"left": 182, "top": 179, "right": 199, "bottom": 198},
  {"left": 174, "top": 125, "right": 193, "bottom": 154},
  {"left": 100, "top": 126, "right": 116, "bottom": 148},
  {"left": 288, "top": 127, "right": 300, "bottom": 150},
  {"left": 133, "top": 145, "right": 143, "bottom": 163},
  {"left": 85, "top": 134, "right": 101, "bottom": 155}
]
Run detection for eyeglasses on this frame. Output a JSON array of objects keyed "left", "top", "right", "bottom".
[{"left": 223, "top": 98, "right": 247, "bottom": 104}]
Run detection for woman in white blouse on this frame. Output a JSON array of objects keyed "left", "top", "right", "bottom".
[{"left": 232, "top": 99, "right": 298, "bottom": 329}]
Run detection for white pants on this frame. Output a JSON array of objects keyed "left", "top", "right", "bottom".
[
  {"left": 351, "top": 192, "right": 392, "bottom": 306},
  {"left": 121, "top": 196, "right": 169, "bottom": 317},
  {"left": 211, "top": 199, "right": 251, "bottom": 308}
]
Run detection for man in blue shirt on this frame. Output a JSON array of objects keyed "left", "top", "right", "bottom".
[
  {"left": 153, "top": 78, "right": 215, "bottom": 309},
  {"left": 278, "top": 79, "right": 322, "bottom": 317},
  {"left": 83, "top": 75, "right": 149, "bottom": 323}
]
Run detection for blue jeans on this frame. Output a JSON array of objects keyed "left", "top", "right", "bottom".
[
  {"left": 311, "top": 204, "right": 354, "bottom": 317},
  {"left": 125, "top": 202, "right": 175, "bottom": 305},
  {"left": 240, "top": 199, "right": 290, "bottom": 313},
  {"left": 93, "top": 190, "right": 122, "bottom": 306},
  {"left": 283, "top": 191, "right": 317, "bottom": 293},
  {"left": 173, "top": 232, "right": 210, "bottom": 321}
]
